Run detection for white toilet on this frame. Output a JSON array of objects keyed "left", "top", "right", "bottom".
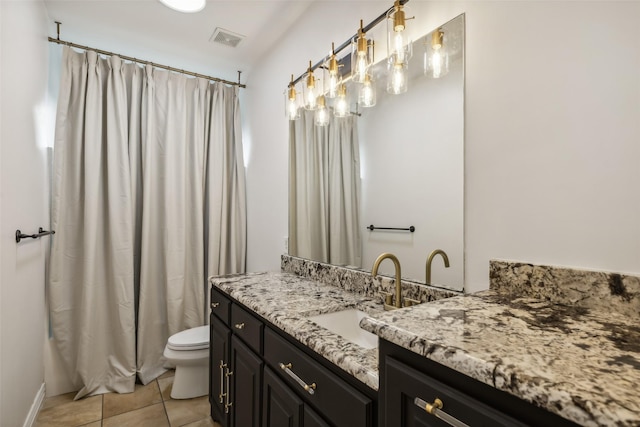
[{"left": 163, "top": 325, "right": 209, "bottom": 399}]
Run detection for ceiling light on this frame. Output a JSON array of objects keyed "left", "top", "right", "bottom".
[{"left": 158, "top": 0, "right": 205, "bottom": 13}]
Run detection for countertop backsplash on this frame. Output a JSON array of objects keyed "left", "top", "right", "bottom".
[
  {"left": 490, "top": 260, "right": 640, "bottom": 318},
  {"left": 281, "top": 254, "right": 460, "bottom": 304}
]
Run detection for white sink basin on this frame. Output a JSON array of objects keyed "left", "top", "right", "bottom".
[{"left": 308, "top": 309, "right": 378, "bottom": 349}]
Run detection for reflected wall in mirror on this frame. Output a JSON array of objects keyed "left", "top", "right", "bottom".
[{"left": 289, "top": 14, "right": 465, "bottom": 291}]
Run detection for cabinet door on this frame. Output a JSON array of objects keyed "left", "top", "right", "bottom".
[
  {"left": 210, "top": 315, "right": 231, "bottom": 427},
  {"left": 384, "top": 356, "right": 527, "bottom": 427},
  {"left": 303, "top": 406, "right": 330, "bottom": 427},
  {"left": 263, "top": 366, "right": 303, "bottom": 427},
  {"left": 231, "top": 335, "right": 263, "bottom": 427}
]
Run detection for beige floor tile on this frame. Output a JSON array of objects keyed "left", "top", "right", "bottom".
[
  {"left": 180, "top": 417, "right": 220, "bottom": 427},
  {"left": 103, "top": 402, "right": 169, "bottom": 427},
  {"left": 164, "top": 395, "right": 210, "bottom": 427},
  {"left": 103, "top": 381, "right": 162, "bottom": 418},
  {"left": 79, "top": 422, "right": 102, "bottom": 427},
  {"left": 158, "top": 369, "right": 176, "bottom": 379},
  {"left": 35, "top": 394, "right": 102, "bottom": 427},
  {"left": 40, "top": 392, "right": 77, "bottom": 410},
  {"left": 158, "top": 376, "right": 174, "bottom": 401}
]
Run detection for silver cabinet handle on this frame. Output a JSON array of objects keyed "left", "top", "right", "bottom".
[
  {"left": 225, "top": 366, "right": 234, "bottom": 413},
  {"left": 218, "top": 360, "right": 227, "bottom": 404},
  {"left": 234, "top": 322, "right": 245, "bottom": 330},
  {"left": 279, "top": 362, "right": 316, "bottom": 395},
  {"left": 414, "top": 397, "right": 470, "bottom": 427},
  {"left": 211, "top": 302, "right": 220, "bottom": 308}
]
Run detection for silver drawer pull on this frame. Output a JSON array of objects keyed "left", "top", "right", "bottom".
[
  {"left": 234, "top": 322, "right": 245, "bottom": 330},
  {"left": 225, "top": 367, "right": 234, "bottom": 413},
  {"left": 279, "top": 362, "right": 316, "bottom": 395},
  {"left": 211, "top": 302, "right": 220, "bottom": 308},
  {"left": 219, "top": 360, "right": 227, "bottom": 404},
  {"left": 414, "top": 397, "right": 470, "bottom": 427}
]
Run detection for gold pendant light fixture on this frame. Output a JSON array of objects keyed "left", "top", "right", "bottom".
[
  {"left": 327, "top": 43, "right": 340, "bottom": 98},
  {"left": 285, "top": 74, "right": 300, "bottom": 120},
  {"left": 425, "top": 28, "right": 449, "bottom": 79},
  {"left": 285, "top": 0, "right": 451, "bottom": 121},
  {"left": 352, "top": 20, "right": 372, "bottom": 84},
  {"left": 303, "top": 61, "right": 317, "bottom": 110}
]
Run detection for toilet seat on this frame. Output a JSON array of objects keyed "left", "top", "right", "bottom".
[{"left": 167, "top": 325, "right": 209, "bottom": 350}]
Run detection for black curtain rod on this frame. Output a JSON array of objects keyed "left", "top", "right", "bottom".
[
  {"left": 48, "top": 22, "right": 246, "bottom": 88},
  {"left": 291, "top": 0, "right": 409, "bottom": 86}
]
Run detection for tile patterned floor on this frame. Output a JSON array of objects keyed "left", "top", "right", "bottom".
[{"left": 35, "top": 370, "right": 222, "bottom": 427}]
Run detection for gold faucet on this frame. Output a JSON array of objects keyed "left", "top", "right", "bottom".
[
  {"left": 372, "top": 253, "right": 403, "bottom": 309},
  {"left": 426, "top": 249, "right": 450, "bottom": 285}
]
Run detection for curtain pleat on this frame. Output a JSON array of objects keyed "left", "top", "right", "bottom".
[
  {"left": 289, "top": 110, "right": 361, "bottom": 267},
  {"left": 49, "top": 47, "right": 246, "bottom": 397}
]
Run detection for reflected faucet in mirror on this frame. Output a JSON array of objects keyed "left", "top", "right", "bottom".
[{"left": 426, "top": 249, "right": 450, "bottom": 286}]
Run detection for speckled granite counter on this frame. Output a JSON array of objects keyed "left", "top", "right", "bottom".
[
  {"left": 211, "top": 260, "right": 640, "bottom": 426},
  {"left": 210, "top": 271, "right": 384, "bottom": 390},
  {"left": 360, "top": 262, "right": 640, "bottom": 427}
]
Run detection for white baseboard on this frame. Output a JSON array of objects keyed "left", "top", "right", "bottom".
[{"left": 22, "top": 383, "right": 45, "bottom": 427}]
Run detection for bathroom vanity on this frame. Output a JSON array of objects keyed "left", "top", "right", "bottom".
[
  {"left": 208, "top": 273, "right": 381, "bottom": 427},
  {"left": 209, "top": 258, "right": 640, "bottom": 427}
]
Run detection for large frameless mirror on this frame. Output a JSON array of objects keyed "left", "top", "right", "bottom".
[{"left": 289, "top": 14, "right": 465, "bottom": 292}]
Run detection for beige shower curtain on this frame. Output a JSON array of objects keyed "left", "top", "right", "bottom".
[
  {"left": 289, "top": 109, "right": 362, "bottom": 267},
  {"left": 49, "top": 47, "right": 246, "bottom": 398}
]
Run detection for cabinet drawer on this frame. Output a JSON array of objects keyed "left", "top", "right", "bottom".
[
  {"left": 231, "top": 304, "right": 263, "bottom": 354},
  {"left": 384, "top": 356, "right": 527, "bottom": 426},
  {"left": 264, "top": 327, "right": 373, "bottom": 427},
  {"left": 210, "top": 288, "right": 231, "bottom": 326}
]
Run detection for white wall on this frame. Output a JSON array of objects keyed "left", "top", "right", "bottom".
[
  {"left": 0, "top": 0, "right": 51, "bottom": 425},
  {"left": 244, "top": 1, "right": 640, "bottom": 294}
]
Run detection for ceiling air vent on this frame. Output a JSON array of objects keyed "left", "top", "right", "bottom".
[{"left": 209, "top": 28, "right": 245, "bottom": 48}]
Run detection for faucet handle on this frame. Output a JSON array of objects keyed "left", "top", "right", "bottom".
[
  {"left": 403, "top": 297, "right": 421, "bottom": 308},
  {"left": 380, "top": 291, "right": 394, "bottom": 306}
]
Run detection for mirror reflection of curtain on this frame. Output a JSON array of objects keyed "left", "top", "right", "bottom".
[
  {"left": 49, "top": 47, "right": 246, "bottom": 399},
  {"left": 289, "top": 110, "right": 362, "bottom": 267}
]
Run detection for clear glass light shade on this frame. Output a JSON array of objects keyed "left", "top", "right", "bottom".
[
  {"left": 284, "top": 86, "right": 300, "bottom": 120},
  {"left": 358, "top": 74, "right": 376, "bottom": 107},
  {"left": 326, "top": 47, "right": 340, "bottom": 98},
  {"left": 158, "top": 0, "right": 205, "bottom": 13},
  {"left": 424, "top": 30, "right": 449, "bottom": 79},
  {"left": 334, "top": 85, "right": 350, "bottom": 117},
  {"left": 351, "top": 21, "right": 372, "bottom": 83},
  {"left": 387, "top": 60, "right": 408, "bottom": 94},
  {"left": 303, "top": 70, "right": 317, "bottom": 110},
  {"left": 327, "top": 73, "right": 339, "bottom": 99},
  {"left": 386, "top": 1, "right": 412, "bottom": 66},
  {"left": 315, "top": 96, "right": 330, "bottom": 126}
]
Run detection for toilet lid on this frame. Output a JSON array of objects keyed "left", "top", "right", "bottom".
[{"left": 167, "top": 325, "right": 209, "bottom": 350}]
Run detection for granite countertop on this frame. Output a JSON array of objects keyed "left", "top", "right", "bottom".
[
  {"left": 210, "top": 271, "right": 384, "bottom": 390},
  {"left": 212, "top": 266, "right": 640, "bottom": 426},
  {"left": 360, "top": 290, "right": 640, "bottom": 427}
]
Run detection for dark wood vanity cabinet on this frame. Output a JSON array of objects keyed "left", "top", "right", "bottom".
[
  {"left": 379, "top": 339, "right": 580, "bottom": 427},
  {"left": 210, "top": 288, "right": 262, "bottom": 427},
  {"left": 210, "top": 287, "right": 376, "bottom": 427}
]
